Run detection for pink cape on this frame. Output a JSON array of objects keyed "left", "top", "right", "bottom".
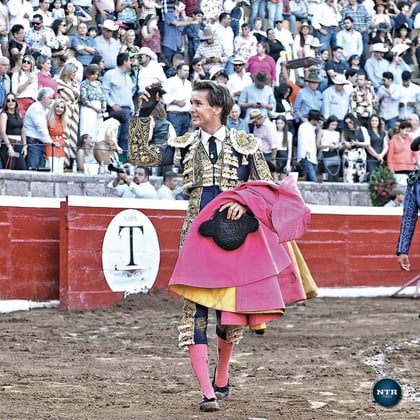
[{"left": 169, "top": 178, "right": 312, "bottom": 318}]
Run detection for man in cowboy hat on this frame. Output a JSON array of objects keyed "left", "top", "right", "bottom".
[
  {"left": 95, "top": 19, "right": 120, "bottom": 70},
  {"left": 294, "top": 71, "right": 323, "bottom": 122},
  {"left": 136, "top": 47, "right": 167, "bottom": 96},
  {"left": 322, "top": 74, "right": 350, "bottom": 129},
  {"left": 247, "top": 108, "right": 277, "bottom": 171},
  {"left": 227, "top": 56, "right": 252, "bottom": 102},
  {"left": 365, "top": 43, "right": 390, "bottom": 91},
  {"left": 93, "top": 0, "right": 116, "bottom": 34},
  {"left": 238, "top": 71, "right": 276, "bottom": 123},
  {"left": 297, "top": 109, "right": 323, "bottom": 182}
]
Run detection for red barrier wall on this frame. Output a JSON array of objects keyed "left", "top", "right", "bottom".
[{"left": 0, "top": 196, "right": 418, "bottom": 309}]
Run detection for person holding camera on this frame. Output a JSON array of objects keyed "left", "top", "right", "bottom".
[{"left": 107, "top": 165, "right": 158, "bottom": 199}]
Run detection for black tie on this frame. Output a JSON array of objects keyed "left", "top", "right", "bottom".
[{"left": 208, "top": 136, "right": 217, "bottom": 164}]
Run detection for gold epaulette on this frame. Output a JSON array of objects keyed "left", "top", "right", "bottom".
[
  {"left": 230, "top": 129, "right": 262, "bottom": 155},
  {"left": 168, "top": 131, "right": 198, "bottom": 148}
]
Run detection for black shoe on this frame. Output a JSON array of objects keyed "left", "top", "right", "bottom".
[
  {"left": 199, "top": 396, "right": 219, "bottom": 412},
  {"left": 212, "top": 368, "right": 230, "bottom": 400},
  {"left": 255, "top": 328, "right": 265, "bottom": 335}
]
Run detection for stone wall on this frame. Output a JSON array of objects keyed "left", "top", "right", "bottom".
[{"left": 0, "top": 171, "right": 372, "bottom": 206}]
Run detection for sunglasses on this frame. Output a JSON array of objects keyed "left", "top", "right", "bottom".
[
  {"left": 22, "top": 59, "right": 31, "bottom": 64},
  {"left": 32, "top": 22, "right": 42, "bottom": 26},
  {"left": 6, "top": 98, "right": 16, "bottom": 103},
  {"left": 234, "top": 64, "right": 244, "bottom": 67}
]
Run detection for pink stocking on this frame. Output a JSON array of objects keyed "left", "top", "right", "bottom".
[
  {"left": 188, "top": 344, "right": 215, "bottom": 398},
  {"left": 215, "top": 337, "right": 233, "bottom": 387}
]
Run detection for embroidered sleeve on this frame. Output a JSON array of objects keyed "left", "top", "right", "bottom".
[{"left": 396, "top": 185, "right": 419, "bottom": 255}]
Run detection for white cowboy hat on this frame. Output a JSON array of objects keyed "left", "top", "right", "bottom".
[
  {"left": 101, "top": 19, "right": 119, "bottom": 31},
  {"left": 371, "top": 43, "right": 388, "bottom": 53},
  {"left": 138, "top": 47, "right": 157, "bottom": 61},
  {"left": 331, "top": 74, "right": 350, "bottom": 85}
]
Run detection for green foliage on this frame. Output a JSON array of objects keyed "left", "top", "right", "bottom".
[{"left": 368, "top": 165, "right": 396, "bottom": 207}]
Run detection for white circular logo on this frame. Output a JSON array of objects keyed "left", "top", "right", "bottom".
[{"left": 102, "top": 209, "right": 160, "bottom": 294}]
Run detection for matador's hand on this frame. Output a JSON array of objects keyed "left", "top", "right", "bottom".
[
  {"left": 219, "top": 201, "right": 247, "bottom": 220},
  {"left": 398, "top": 254, "right": 410, "bottom": 271}
]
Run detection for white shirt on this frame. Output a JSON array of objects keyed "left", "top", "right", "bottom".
[
  {"left": 213, "top": 22, "right": 234, "bottom": 56},
  {"left": 398, "top": 82, "right": 420, "bottom": 120},
  {"left": 136, "top": 61, "right": 167, "bottom": 95},
  {"left": 157, "top": 184, "right": 175, "bottom": 200},
  {"left": 274, "top": 28, "right": 294, "bottom": 52},
  {"left": 107, "top": 180, "right": 158, "bottom": 199},
  {"left": 226, "top": 71, "right": 253, "bottom": 100},
  {"left": 297, "top": 120, "right": 318, "bottom": 164},
  {"left": 312, "top": 2, "right": 341, "bottom": 30},
  {"left": 163, "top": 76, "right": 192, "bottom": 112}
]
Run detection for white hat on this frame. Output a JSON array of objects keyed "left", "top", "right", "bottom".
[
  {"left": 101, "top": 19, "right": 119, "bottom": 31},
  {"left": 371, "top": 43, "right": 388, "bottom": 53},
  {"left": 209, "top": 65, "right": 227, "bottom": 81},
  {"left": 138, "top": 47, "right": 157, "bottom": 61},
  {"left": 391, "top": 43, "right": 410, "bottom": 56},
  {"left": 331, "top": 74, "right": 349, "bottom": 85}
]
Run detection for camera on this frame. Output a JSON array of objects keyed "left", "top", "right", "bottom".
[{"left": 108, "top": 163, "right": 129, "bottom": 174}]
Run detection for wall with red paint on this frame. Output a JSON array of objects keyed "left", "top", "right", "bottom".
[{"left": 0, "top": 197, "right": 418, "bottom": 309}]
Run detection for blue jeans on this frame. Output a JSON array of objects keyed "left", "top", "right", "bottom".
[
  {"left": 118, "top": 106, "right": 132, "bottom": 160},
  {"left": 95, "top": 10, "right": 115, "bottom": 35},
  {"left": 167, "top": 111, "right": 191, "bottom": 136},
  {"left": 267, "top": 2, "right": 282, "bottom": 29},
  {"left": 249, "top": 0, "right": 266, "bottom": 29},
  {"left": 384, "top": 116, "right": 399, "bottom": 132},
  {"left": 299, "top": 158, "right": 318, "bottom": 182},
  {"left": 316, "top": 27, "right": 337, "bottom": 51},
  {"left": 26, "top": 139, "right": 45, "bottom": 170}
]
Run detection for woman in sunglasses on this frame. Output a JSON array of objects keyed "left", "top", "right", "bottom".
[
  {"left": 0, "top": 93, "right": 27, "bottom": 170},
  {"left": 11, "top": 55, "right": 38, "bottom": 119}
]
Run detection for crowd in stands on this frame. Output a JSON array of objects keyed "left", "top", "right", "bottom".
[{"left": 0, "top": 0, "right": 420, "bottom": 195}]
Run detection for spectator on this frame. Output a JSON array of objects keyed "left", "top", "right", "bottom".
[
  {"left": 273, "top": 82, "right": 295, "bottom": 135},
  {"left": 95, "top": 19, "right": 121, "bottom": 70},
  {"left": 61, "top": 47, "right": 84, "bottom": 83},
  {"left": 408, "top": 114, "right": 420, "bottom": 138},
  {"left": 347, "top": 54, "right": 365, "bottom": 76},
  {"left": 336, "top": 16, "right": 363, "bottom": 61},
  {"left": 376, "top": 71, "right": 401, "bottom": 131},
  {"left": 140, "top": 13, "right": 162, "bottom": 57},
  {"left": 194, "top": 26, "right": 228, "bottom": 77},
  {"left": 248, "top": 109, "right": 277, "bottom": 175},
  {"left": 321, "top": 73, "right": 350, "bottom": 130},
  {"left": 325, "top": 46, "right": 348, "bottom": 87},
  {"left": 246, "top": 42, "right": 276, "bottom": 85},
  {"left": 36, "top": 55, "right": 58, "bottom": 98},
  {"left": 384, "top": 187, "right": 405, "bottom": 207},
  {"left": 25, "top": 14, "right": 59, "bottom": 59},
  {"left": 273, "top": 18, "right": 294, "bottom": 54},
  {"left": 398, "top": 71, "right": 420, "bottom": 120},
  {"left": 93, "top": 0, "right": 116, "bottom": 35},
  {"left": 226, "top": 56, "right": 253, "bottom": 103},
  {"left": 162, "top": 1, "right": 192, "bottom": 65},
  {"left": 163, "top": 63, "right": 192, "bottom": 136},
  {"left": 350, "top": 72, "right": 376, "bottom": 128},
  {"left": 293, "top": 71, "right": 322, "bottom": 123},
  {"left": 266, "top": 28, "right": 285, "bottom": 62},
  {"left": 226, "top": 103, "right": 249, "bottom": 133},
  {"left": 393, "top": 24, "right": 414, "bottom": 68},
  {"left": 135, "top": 46, "right": 167, "bottom": 96},
  {"left": 340, "top": 113, "right": 370, "bottom": 183},
  {"left": 38, "top": 0, "right": 53, "bottom": 27},
  {"left": 293, "top": 21, "right": 313, "bottom": 58},
  {"left": 79, "top": 63, "right": 106, "bottom": 140},
  {"left": 250, "top": 16, "right": 266, "bottom": 42},
  {"left": 340, "top": 0, "right": 370, "bottom": 65},
  {"left": 51, "top": 19, "right": 70, "bottom": 76},
  {"left": 364, "top": 43, "right": 390, "bottom": 91},
  {"left": 369, "top": 22, "right": 393, "bottom": 50},
  {"left": 290, "top": 0, "right": 309, "bottom": 24},
  {"left": 76, "top": 133, "right": 96, "bottom": 173},
  {"left": 188, "top": 57, "right": 207, "bottom": 82},
  {"left": 115, "top": 0, "right": 139, "bottom": 30},
  {"left": 107, "top": 166, "right": 158, "bottom": 199},
  {"left": 233, "top": 23, "right": 258, "bottom": 63},
  {"left": 388, "top": 44, "right": 412, "bottom": 85},
  {"left": 366, "top": 114, "right": 389, "bottom": 180},
  {"left": 165, "top": 52, "right": 185, "bottom": 78},
  {"left": 52, "top": 0, "right": 66, "bottom": 20},
  {"left": 65, "top": 3, "right": 92, "bottom": 37},
  {"left": 184, "top": 9, "right": 205, "bottom": 63},
  {"left": 370, "top": 2, "right": 392, "bottom": 37},
  {"left": 11, "top": 54, "right": 37, "bottom": 119},
  {"left": 57, "top": 62, "right": 80, "bottom": 168},
  {"left": 316, "top": 115, "right": 341, "bottom": 182},
  {"left": 297, "top": 109, "right": 322, "bottom": 182},
  {"left": 8, "top": 0, "right": 33, "bottom": 32},
  {"left": 311, "top": 0, "right": 341, "bottom": 51},
  {"left": 9, "top": 24, "right": 30, "bottom": 57},
  {"left": 0, "top": 93, "right": 27, "bottom": 171},
  {"left": 70, "top": 22, "right": 97, "bottom": 69},
  {"left": 213, "top": 12, "right": 235, "bottom": 74},
  {"left": 24, "top": 87, "right": 57, "bottom": 170},
  {"left": 249, "top": 0, "right": 266, "bottom": 30},
  {"left": 239, "top": 71, "right": 276, "bottom": 122},
  {"left": 157, "top": 171, "right": 178, "bottom": 200},
  {"left": 46, "top": 98, "right": 68, "bottom": 173},
  {"left": 272, "top": 114, "right": 293, "bottom": 181},
  {"left": 101, "top": 52, "right": 134, "bottom": 159},
  {"left": 387, "top": 120, "right": 418, "bottom": 186}
]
